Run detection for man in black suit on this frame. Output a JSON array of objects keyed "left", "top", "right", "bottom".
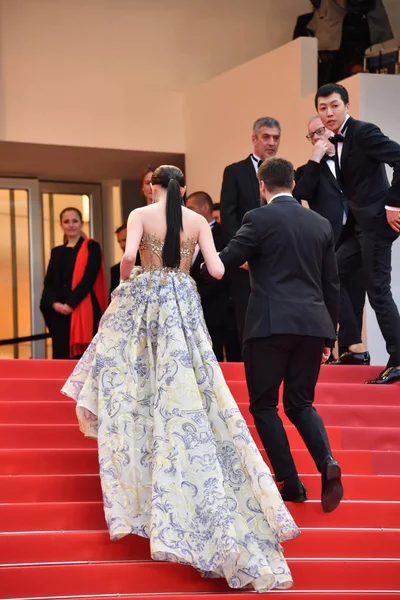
[
  {"left": 316, "top": 82, "right": 400, "bottom": 384},
  {"left": 293, "top": 115, "right": 367, "bottom": 363},
  {"left": 214, "top": 158, "right": 343, "bottom": 512},
  {"left": 187, "top": 192, "right": 241, "bottom": 362},
  {"left": 109, "top": 224, "right": 127, "bottom": 296},
  {"left": 220, "top": 117, "right": 281, "bottom": 346}
]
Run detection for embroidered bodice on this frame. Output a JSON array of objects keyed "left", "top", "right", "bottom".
[{"left": 139, "top": 232, "right": 197, "bottom": 275}]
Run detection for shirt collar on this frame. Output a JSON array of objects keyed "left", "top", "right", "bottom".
[
  {"left": 251, "top": 153, "right": 263, "bottom": 163},
  {"left": 269, "top": 192, "right": 293, "bottom": 203},
  {"left": 339, "top": 114, "right": 350, "bottom": 136},
  {"left": 208, "top": 219, "right": 216, "bottom": 227}
]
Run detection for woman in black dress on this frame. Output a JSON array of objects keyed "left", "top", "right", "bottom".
[{"left": 40, "top": 207, "right": 107, "bottom": 359}]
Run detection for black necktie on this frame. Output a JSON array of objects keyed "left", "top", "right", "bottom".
[{"left": 258, "top": 159, "right": 263, "bottom": 169}]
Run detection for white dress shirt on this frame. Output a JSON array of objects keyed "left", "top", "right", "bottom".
[
  {"left": 251, "top": 154, "right": 263, "bottom": 173},
  {"left": 269, "top": 192, "right": 293, "bottom": 203}
]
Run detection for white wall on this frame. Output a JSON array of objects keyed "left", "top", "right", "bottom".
[{"left": 0, "top": 0, "right": 312, "bottom": 152}]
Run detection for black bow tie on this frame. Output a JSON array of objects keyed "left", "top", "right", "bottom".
[
  {"left": 322, "top": 153, "right": 335, "bottom": 162},
  {"left": 329, "top": 133, "right": 345, "bottom": 145}
]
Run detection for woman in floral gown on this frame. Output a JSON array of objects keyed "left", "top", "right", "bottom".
[{"left": 62, "top": 165, "right": 300, "bottom": 592}]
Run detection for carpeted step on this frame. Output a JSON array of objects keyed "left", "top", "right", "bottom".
[
  {"left": 1, "top": 528, "right": 399, "bottom": 565},
  {"left": 2, "top": 473, "right": 399, "bottom": 503},
  {"left": 4, "top": 400, "right": 400, "bottom": 430},
  {"left": 219, "top": 362, "right": 385, "bottom": 383},
  {"left": 0, "top": 359, "right": 77, "bottom": 380},
  {"left": 24, "top": 595, "right": 400, "bottom": 600},
  {"left": 0, "top": 560, "right": 399, "bottom": 597},
  {"left": 3, "top": 377, "right": 400, "bottom": 408},
  {"left": 1, "top": 500, "right": 398, "bottom": 532},
  {"left": 229, "top": 380, "right": 400, "bottom": 405},
  {"left": 235, "top": 401, "right": 400, "bottom": 428},
  {"left": 0, "top": 447, "right": 374, "bottom": 476},
  {"left": 0, "top": 423, "right": 342, "bottom": 450},
  {"left": 1, "top": 359, "right": 385, "bottom": 383}
]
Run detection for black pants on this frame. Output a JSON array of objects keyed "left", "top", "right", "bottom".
[
  {"left": 231, "top": 268, "right": 251, "bottom": 349},
  {"left": 208, "top": 326, "right": 241, "bottom": 362},
  {"left": 336, "top": 227, "right": 400, "bottom": 366},
  {"left": 336, "top": 262, "right": 366, "bottom": 354},
  {"left": 243, "top": 335, "right": 332, "bottom": 482}
]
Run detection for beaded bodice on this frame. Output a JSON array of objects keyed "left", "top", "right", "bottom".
[{"left": 139, "top": 232, "right": 197, "bottom": 275}]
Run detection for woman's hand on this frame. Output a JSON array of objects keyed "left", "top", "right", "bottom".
[
  {"left": 52, "top": 302, "right": 73, "bottom": 315},
  {"left": 52, "top": 302, "right": 65, "bottom": 314}
]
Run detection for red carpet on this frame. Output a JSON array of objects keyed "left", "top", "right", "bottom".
[{"left": 0, "top": 359, "right": 399, "bottom": 599}]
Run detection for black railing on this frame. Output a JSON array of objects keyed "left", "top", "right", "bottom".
[{"left": 0, "top": 333, "right": 50, "bottom": 347}]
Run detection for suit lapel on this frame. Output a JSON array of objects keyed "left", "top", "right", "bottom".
[
  {"left": 245, "top": 155, "right": 260, "bottom": 204},
  {"left": 339, "top": 116, "right": 354, "bottom": 181},
  {"left": 322, "top": 159, "right": 341, "bottom": 192}
]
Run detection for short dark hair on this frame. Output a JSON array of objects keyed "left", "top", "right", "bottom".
[
  {"left": 315, "top": 83, "right": 349, "bottom": 109},
  {"left": 258, "top": 157, "right": 294, "bottom": 192},
  {"left": 253, "top": 117, "right": 281, "bottom": 135},
  {"left": 115, "top": 223, "right": 127, "bottom": 235},
  {"left": 186, "top": 191, "right": 213, "bottom": 212},
  {"left": 212, "top": 202, "right": 220, "bottom": 210}
]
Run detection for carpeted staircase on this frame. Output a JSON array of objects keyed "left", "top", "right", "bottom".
[{"left": 0, "top": 359, "right": 399, "bottom": 599}]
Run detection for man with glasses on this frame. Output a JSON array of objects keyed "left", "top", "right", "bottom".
[{"left": 293, "top": 116, "right": 367, "bottom": 363}]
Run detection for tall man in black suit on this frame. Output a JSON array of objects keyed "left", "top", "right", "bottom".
[
  {"left": 220, "top": 117, "right": 281, "bottom": 346},
  {"left": 293, "top": 115, "right": 367, "bottom": 363},
  {"left": 316, "top": 83, "right": 400, "bottom": 384},
  {"left": 187, "top": 192, "right": 241, "bottom": 362},
  {"left": 215, "top": 158, "right": 343, "bottom": 513}
]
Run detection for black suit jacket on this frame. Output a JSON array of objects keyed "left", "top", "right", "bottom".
[
  {"left": 190, "top": 221, "right": 231, "bottom": 328},
  {"left": 110, "top": 263, "right": 120, "bottom": 296},
  {"left": 293, "top": 159, "right": 346, "bottom": 244},
  {"left": 218, "top": 196, "right": 339, "bottom": 345},
  {"left": 220, "top": 155, "right": 260, "bottom": 242},
  {"left": 339, "top": 116, "right": 400, "bottom": 233},
  {"left": 109, "top": 252, "right": 141, "bottom": 296}
]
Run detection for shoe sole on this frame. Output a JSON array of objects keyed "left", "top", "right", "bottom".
[{"left": 322, "top": 463, "right": 343, "bottom": 513}]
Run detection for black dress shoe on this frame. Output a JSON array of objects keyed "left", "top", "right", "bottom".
[
  {"left": 325, "top": 352, "right": 336, "bottom": 364},
  {"left": 279, "top": 479, "right": 308, "bottom": 503},
  {"left": 321, "top": 457, "right": 343, "bottom": 513},
  {"left": 332, "top": 350, "right": 370, "bottom": 366},
  {"left": 365, "top": 366, "right": 400, "bottom": 385}
]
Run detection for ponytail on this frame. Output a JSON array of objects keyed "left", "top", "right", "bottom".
[{"left": 162, "top": 178, "right": 183, "bottom": 268}]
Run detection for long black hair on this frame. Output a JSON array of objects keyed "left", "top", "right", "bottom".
[{"left": 151, "top": 165, "right": 185, "bottom": 268}]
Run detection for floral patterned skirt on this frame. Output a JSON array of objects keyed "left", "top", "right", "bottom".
[{"left": 61, "top": 268, "right": 300, "bottom": 592}]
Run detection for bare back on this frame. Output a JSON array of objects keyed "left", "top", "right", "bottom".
[{"left": 124, "top": 203, "right": 224, "bottom": 278}]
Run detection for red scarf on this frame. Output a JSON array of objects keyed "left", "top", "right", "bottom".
[{"left": 70, "top": 238, "right": 108, "bottom": 358}]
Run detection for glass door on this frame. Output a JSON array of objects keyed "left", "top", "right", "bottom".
[
  {"left": 0, "top": 179, "right": 43, "bottom": 359},
  {"left": 0, "top": 180, "right": 103, "bottom": 360}
]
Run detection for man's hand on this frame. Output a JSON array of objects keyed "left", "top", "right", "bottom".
[
  {"left": 386, "top": 208, "right": 400, "bottom": 233},
  {"left": 321, "top": 347, "right": 331, "bottom": 364},
  {"left": 240, "top": 262, "right": 249, "bottom": 271},
  {"left": 311, "top": 139, "right": 330, "bottom": 163}
]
